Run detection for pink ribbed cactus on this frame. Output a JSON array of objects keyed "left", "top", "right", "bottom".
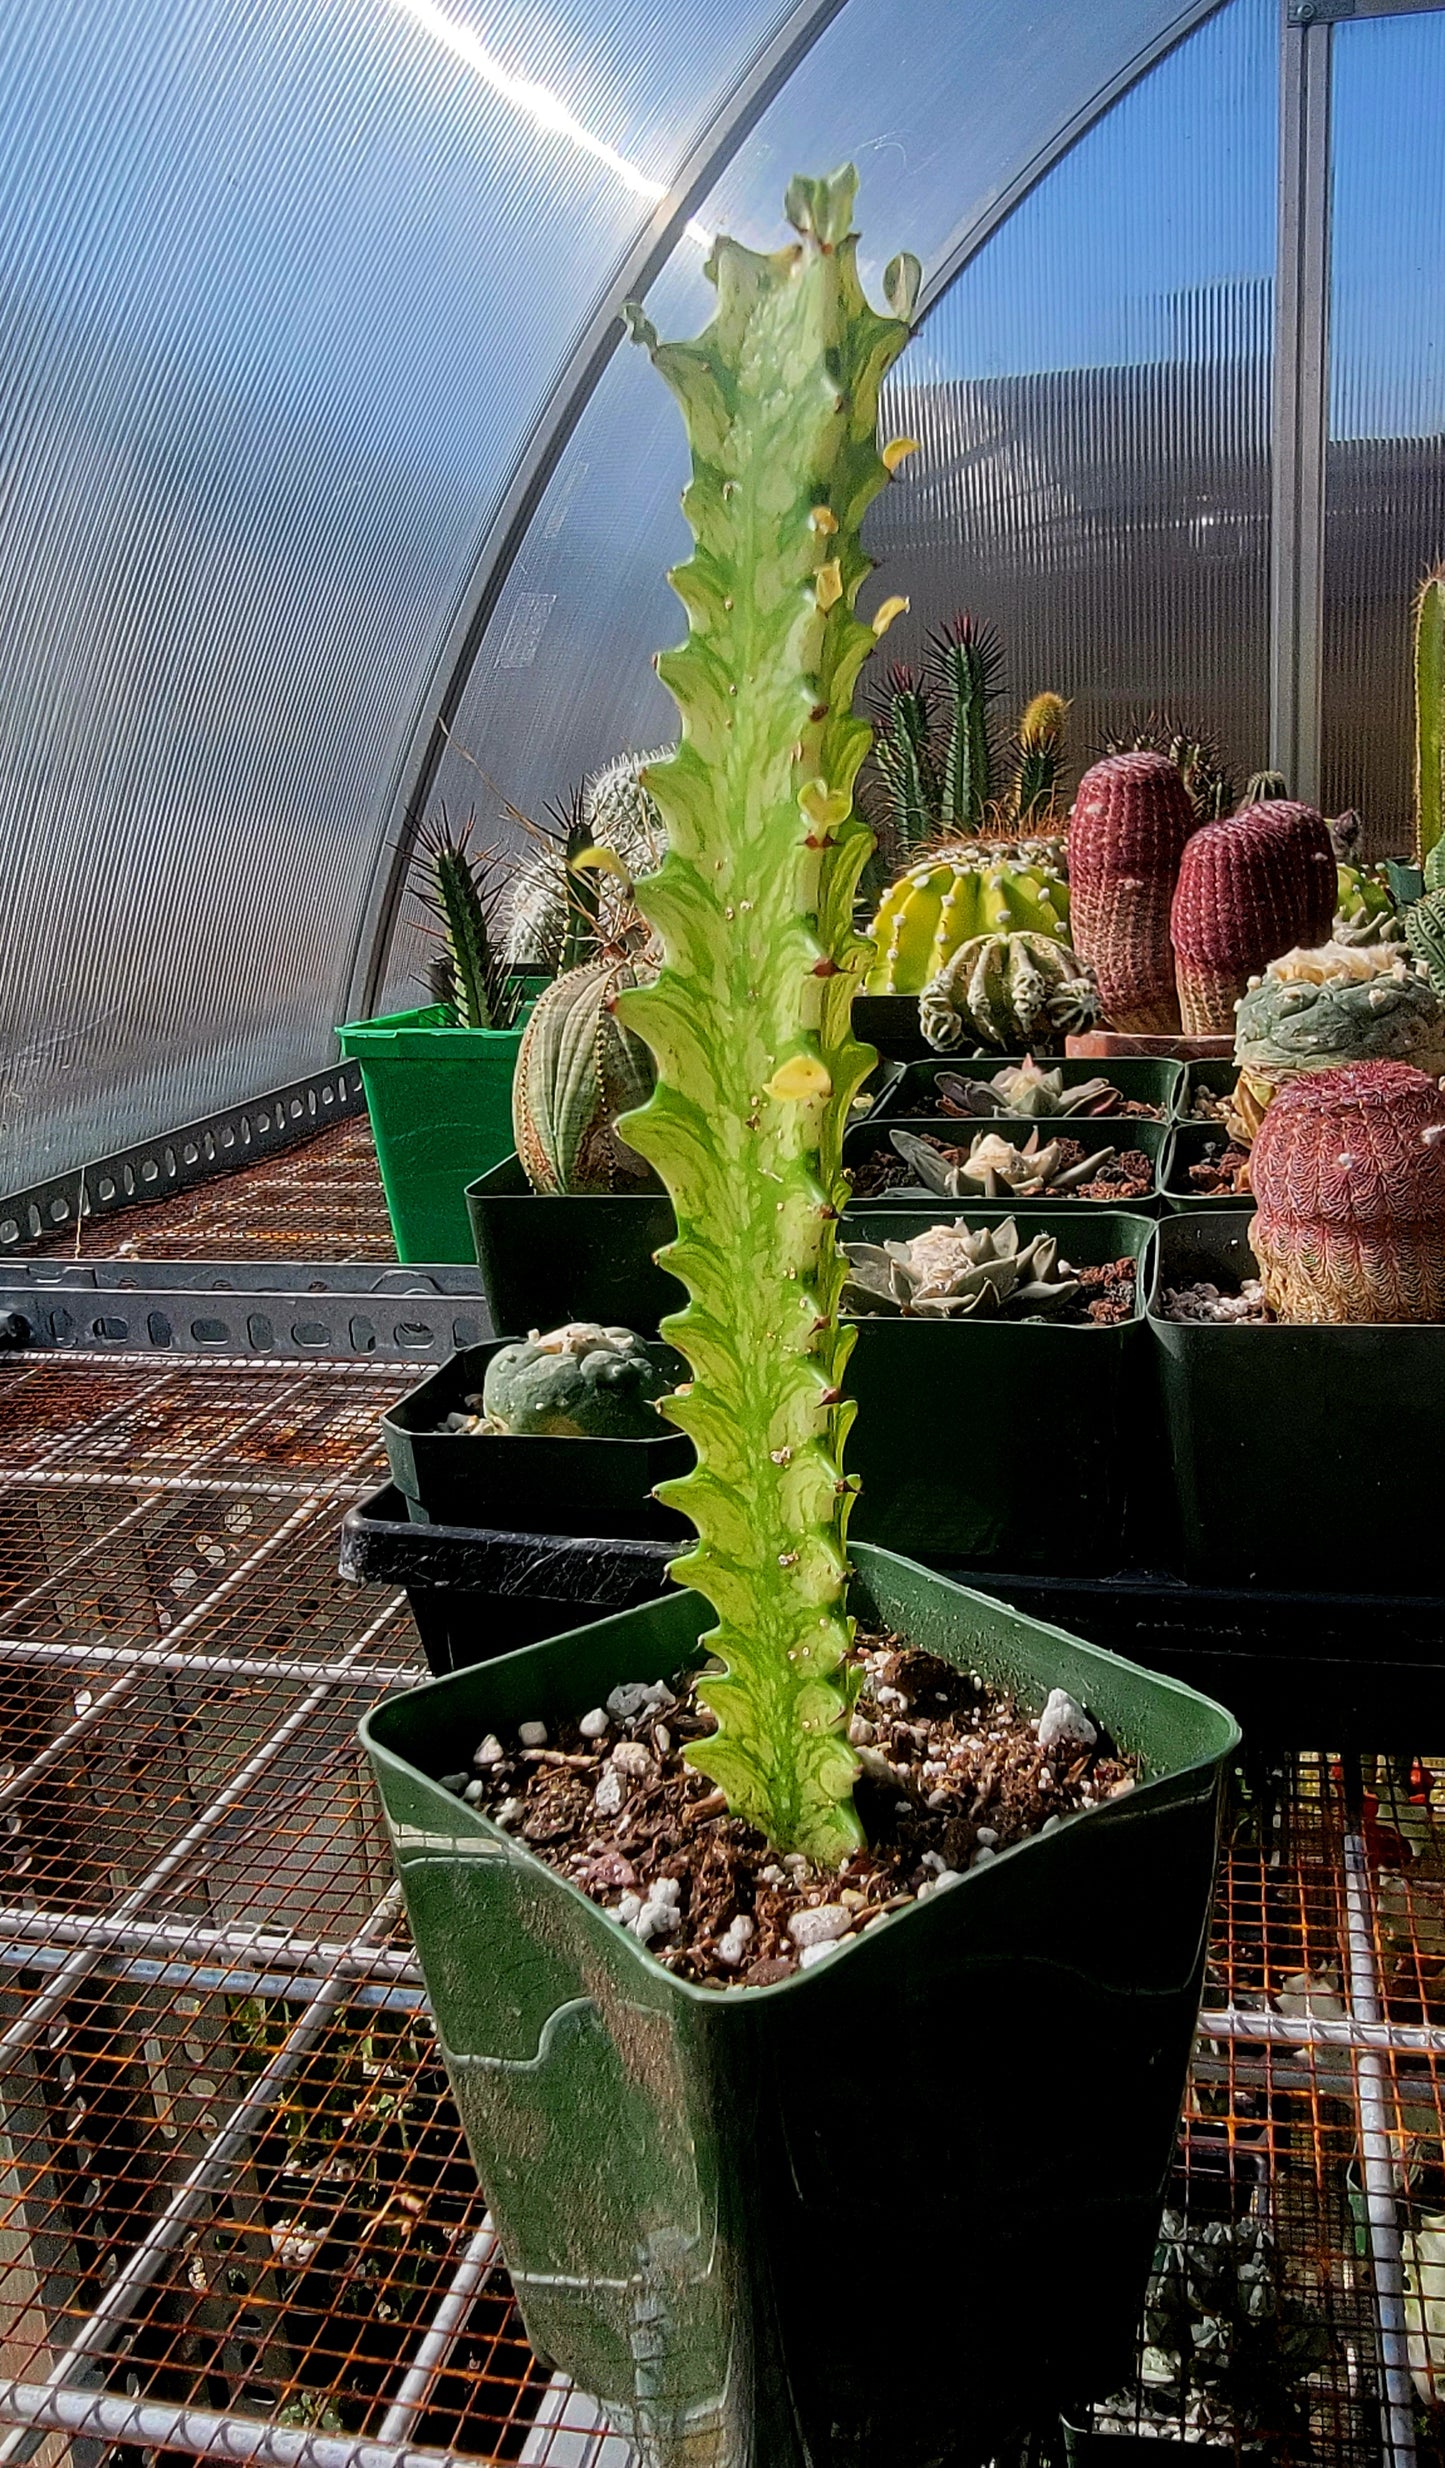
[
  {"left": 1068, "top": 751, "right": 1195, "bottom": 1033},
  {"left": 1170, "top": 799, "right": 1336, "bottom": 1036},
  {"left": 1250, "top": 1058, "right": 1445, "bottom": 1323}
]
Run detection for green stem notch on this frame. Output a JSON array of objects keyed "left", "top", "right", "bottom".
[{"left": 617, "top": 168, "right": 919, "bottom": 1860}]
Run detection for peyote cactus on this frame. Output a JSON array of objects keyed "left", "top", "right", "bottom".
[
  {"left": 1416, "top": 565, "right": 1445, "bottom": 869},
  {"left": 1232, "top": 942, "right": 1445, "bottom": 1138},
  {"left": 1250, "top": 1060, "right": 1445, "bottom": 1323},
  {"left": 409, "top": 812, "right": 523, "bottom": 1029},
  {"left": 615, "top": 167, "right": 921, "bottom": 1859},
  {"left": 841, "top": 1217, "right": 1082, "bottom": 1319},
  {"left": 506, "top": 748, "right": 670, "bottom": 969},
  {"left": 887, "top": 1124, "right": 1118, "bottom": 1199},
  {"left": 1068, "top": 751, "right": 1195, "bottom": 1032},
  {"left": 933, "top": 1058, "right": 1118, "bottom": 1118},
  {"left": 1169, "top": 800, "right": 1337, "bottom": 1035},
  {"left": 480, "top": 1323, "right": 669, "bottom": 1439},
  {"left": 512, "top": 955, "right": 658, "bottom": 1195},
  {"left": 919, "top": 930, "right": 1099, "bottom": 1053},
  {"left": 863, "top": 839, "right": 1070, "bottom": 994}
]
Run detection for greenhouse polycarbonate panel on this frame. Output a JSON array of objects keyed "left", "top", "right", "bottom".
[
  {"left": 403, "top": 0, "right": 1244, "bottom": 996},
  {"left": 1322, "top": 9, "right": 1445, "bottom": 844},
  {"left": 0, "top": 0, "right": 799, "bottom": 1195},
  {"left": 870, "top": 0, "right": 1276, "bottom": 800}
]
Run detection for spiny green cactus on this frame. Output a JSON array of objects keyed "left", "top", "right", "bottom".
[
  {"left": 872, "top": 662, "right": 938, "bottom": 856},
  {"left": 933, "top": 613, "right": 1002, "bottom": 831},
  {"left": 862, "top": 839, "right": 1070, "bottom": 994},
  {"left": 506, "top": 750, "right": 669, "bottom": 970},
  {"left": 1246, "top": 769, "right": 1290, "bottom": 804},
  {"left": 1404, "top": 885, "right": 1445, "bottom": 1004},
  {"left": 1012, "top": 692, "right": 1069, "bottom": 824},
  {"left": 616, "top": 166, "right": 919, "bottom": 1861},
  {"left": 410, "top": 812, "right": 521, "bottom": 1029},
  {"left": 1416, "top": 565, "right": 1445, "bottom": 868},
  {"left": 512, "top": 955, "right": 657, "bottom": 1194}
]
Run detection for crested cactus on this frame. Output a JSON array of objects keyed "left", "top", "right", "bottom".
[
  {"left": 506, "top": 748, "right": 670, "bottom": 969},
  {"left": 1068, "top": 751, "right": 1196, "bottom": 1032},
  {"left": 1232, "top": 942, "right": 1445, "bottom": 1138},
  {"left": 1169, "top": 799, "right": 1337, "bottom": 1035},
  {"left": 919, "top": 929, "right": 1099, "bottom": 1053},
  {"left": 887, "top": 1124, "right": 1118, "bottom": 1199},
  {"left": 614, "top": 167, "right": 920, "bottom": 1860},
  {"left": 863, "top": 839, "right": 1070, "bottom": 994},
  {"left": 1416, "top": 565, "right": 1445, "bottom": 869},
  {"left": 842, "top": 1218, "right": 1082, "bottom": 1319},
  {"left": 409, "top": 812, "right": 522, "bottom": 1030},
  {"left": 480, "top": 1323, "right": 669, "bottom": 1439},
  {"left": 1250, "top": 1060, "right": 1445, "bottom": 1324},
  {"left": 934, "top": 1059, "right": 1119, "bottom": 1118},
  {"left": 512, "top": 955, "right": 657, "bottom": 1195}
]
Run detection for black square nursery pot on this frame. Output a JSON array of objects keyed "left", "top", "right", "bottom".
[
  {"left": 361, "top": 1542, "right": 1238, "bottom": 2468},
  {"left": 844, "top": 1207, "right": 1154, "bottom": 1570},
  {"left": 1150, "top": 1207, "right": 1445, "bottom": 1592},
  {"left": 466, "top": 1154, "right": 681, "bottom": 1336},
  {"left": 1159, "top": 1124, "right": 1252, "bottom": 1214},
  {"left": 380, "top": 1340, "right": 692, "bottom": 1540}
]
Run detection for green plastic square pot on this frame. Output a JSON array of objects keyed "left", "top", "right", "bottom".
[
  {"left": 1150, "top": 1208, "right": 1445, "bottom": 1591},
  {"left": 361, "top": 1542, "right": 1238, "bottom": 2468},
  {"left": 466, "top": 1154, "right": 682, "bottom": 1336},
  {"left": 1159, "top": 1123, "right": 1252, "bottom": 1214},
  {"left": 844, "top": 1115, "right": 1167, "bottom": 1210},
  {"left": 843, "top": 1207, "right": 1154, "bottom": 1570},
  {"left": 380, "top": 1339, "right": 692, "bottom": 1539},
  {"left": 337, "top": 1000, "right": 536, "bottom": 1264},
  {"left": 870, "top": 1055, "right": 1184, "bottom": 1120}
]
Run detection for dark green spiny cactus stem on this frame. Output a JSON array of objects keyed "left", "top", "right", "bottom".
[
  {"left": 617, "top": 165, "right": 920, "bottom": 1862},
  {"left": 931, "top": 612, "right": 1002, "bottom": 833},
  {"left": 873, "top": 662, "right": 938, "bottom": 856},
  {"left": 1404, "top": 885, "right": 1445, "bottom": 1004},
  {"left": 1246, "top": 769, "right": 1289, "bottom": 804},
  {"left": 554, "top": 786, "right": 604, "bottom": 973},
  {"left": 410, "top": 812, "right": 521, "bottom": 1030},
  {"left": 1011, "top": 691, "right": 1069, "bottom": 824}
]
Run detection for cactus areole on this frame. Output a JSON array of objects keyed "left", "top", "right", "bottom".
[{"left": 616, "top": 168, "right": 920, "bottom": 1861}]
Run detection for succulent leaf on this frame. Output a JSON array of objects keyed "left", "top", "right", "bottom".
[
  {"left": 614, "top": 166, "right": 916, "bottom": 1861},
  {"left": 842, "top": 1217, "right": 1082, "bottom": 1319}
]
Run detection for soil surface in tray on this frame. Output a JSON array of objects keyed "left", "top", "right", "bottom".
[
  {"left": 1185, "top": 1084, "right": 1235, "bottom": 1126},
  {"left": 849, "top": 1132, "right": 1154, "bottom": 1203},
  {"left": 1160, "top": 1275, "right": 1273, "bottom": 1324},
  {"left": 1182, "top": 1136, "right": 1252, "bottom": 1197},
  {"left": 448, "top": 1637, "right": 1138, "bottom": 1989}
]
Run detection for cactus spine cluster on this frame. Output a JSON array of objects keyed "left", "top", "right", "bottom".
[
  {"left": 1250, "top": 1060, "right": 1445, "bottom": 1323},
  {"left": 410, "top": 813, "right": 521, "bottom": 1029},
  {"left": 505, "top": 750, "right": 669, "bottom": 970},
  {"left": 1068, "top": 752, "right": 1195, "bottom": 1033},
  {"left": 616, "top": 168, "right": 920, "bottom": 1861},
  {"left": 1416, "top": 566, "right": 1445, "bottom": 869},
  {"left": 512, "top": 956, "right": 657, "bottom": 1195},
  {"left": 1169, "top": 800, "right": 1336, "bottom": 1036}
]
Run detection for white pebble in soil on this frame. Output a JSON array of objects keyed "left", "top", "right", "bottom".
[
  {"left": 594, "top": 1769, "right": 626, "bottom": 1817},
  {"left": 610, "top": 1739, "right": 654, "bottom": 1777},
  {"left": 975, "top": 1825, "right": 998, "bottom": 1846},
  {"left": 788, "top": 1905, "right": 852, "bottom": 1950},
  {"left": 1035, "top": 1689, "right": 1097, "bottom": 1754},
  {"left": 715, "top": 1914, "right": 755, "bottom": 1968},
  {"left": 492, "top": 1796, "right": 524, "bottom": 1827},
  {"left": 518, "top": 1721, "right": 548, "bottom": 1749},
  {"left": 462, "top": 1778, "right": 487, "bottom": 1806},
  {"left": 473, "top": 1735, "right": 504, "bottom": 1767},
  {"left": 798, "top": 1941, "right": 845, "bottom": 1970},
  {"left": 579, "top": 1708, "right": 609, "bottom": 1740}
]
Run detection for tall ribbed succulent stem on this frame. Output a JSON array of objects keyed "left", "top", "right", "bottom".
[
  {"left": 556, "top": 789, "right": 604, "bottom": 973},
  {"left": 1415, "top": 565, "right": 1445, "bottom": 867},
  {"left": 1012, "top": 691, "right": 1068, "bottom": 823},
  {"left": 618, "top": 167, "right": 918, "bottom": 1862},
  {"left": 874, "top": 663, "right": 938, "bottom": 855},
  {"left": 411, "top": 813, "right": 517, "bottom": 1029},
  {"left": 932, "top": 613, "right": 1001, "bottom": 833}
]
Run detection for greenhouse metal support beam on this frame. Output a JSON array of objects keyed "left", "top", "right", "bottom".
[{"left": 1271, "top": 4, "right": 1333, "bottom": 801}]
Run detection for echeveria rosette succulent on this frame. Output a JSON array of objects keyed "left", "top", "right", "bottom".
[{"left": 614, "top": 167, "right": 920, "bottom": 1862}]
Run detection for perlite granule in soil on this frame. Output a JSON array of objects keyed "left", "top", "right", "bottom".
[{"left": 440, "top": 1636, "right": 1140, "bottom": 1990}]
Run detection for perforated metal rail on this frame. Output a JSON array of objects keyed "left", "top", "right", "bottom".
[{"left": 0, "top": 1345, "right": 1437, "bottom": 2468}]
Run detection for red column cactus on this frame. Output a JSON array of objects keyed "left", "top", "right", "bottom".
[
  {"left": 1067, "top": 751, "right": 1195, "bottom": 1033},
  {"left": 1170, "top": 799, "right": 1336, "bottom": 1036},
  {"left": 1250, "top": 1057, "right": 1445, "bottom": 1322}
]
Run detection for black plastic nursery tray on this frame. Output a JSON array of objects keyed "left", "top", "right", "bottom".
[
  {"left": 867, "top": 1054, "right": 1185, "bottom": 1119},
  {"left": 339, "top": 1483, "right": 1445, "bottom": 1741},
  {"left": 843, "top": 1113, "right": 1168, "bottom": 1206}
]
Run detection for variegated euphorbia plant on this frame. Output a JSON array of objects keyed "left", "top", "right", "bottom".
[{"left": 616, "top": 167, "right": 920, "bottom": 1861}]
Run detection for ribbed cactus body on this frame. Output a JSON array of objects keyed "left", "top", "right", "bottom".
[
  {"left": 1404, "top": 886, "right": 1445, "bottom": 1002},
  {"left": 1251, "top": 1060, "right": 1445, "bottom": 1323},
  {"left": 512, "top": 957, "right": 656, "bottom": 1195},
  {"left": 1170, "top": 800, "right": 1335, "bottom": 1035},
  {"left": 863, "top": 841, "right": 1069, "bottom": 993},
  {"left": 919, "top": 930, "right": 1098, "bottom": 1053},
  {"left": 1068, "top": 752, "right": 1195, "bottom": 1032}
]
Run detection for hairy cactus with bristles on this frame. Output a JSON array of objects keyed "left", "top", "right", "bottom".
[
  {"left": 617, "top": 166, "right": 920, "bottom": 1860},
  {"left": 1068, "top": 751, "right": 1196, "bottom": 1032},
  {"left": 1250, "top": 1060, "right": 1445, "bottom": 1323},
  {"left": 1011, "top": 691, "right": 1069, "bottom": 824},
  {"left": 1170, "top": 800, "right": 1336, "bottom": 1035}
]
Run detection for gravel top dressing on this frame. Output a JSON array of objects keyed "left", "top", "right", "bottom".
[
  {"left": 1161, "top": 1278, "right": 1273, "bottom": 1324},
  {"left": 849, "top": 1133, "right": 1155, "bottom": 1204},
  {"left": 442, "top": 1635, "right": 1140, "bottom": 1990},
  {"left": 1182, "top": 1137, "right": 1252, "bottom": 1197}
]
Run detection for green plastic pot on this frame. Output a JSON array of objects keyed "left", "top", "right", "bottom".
[
  {"left": 466, "top": 1154, "right": 682, "bottom": 1336},
  {"left": 844, "top": 1207, "right": 1153, "bottom": 1570},
  {"left": 1159, "top": 1124, "right": 1252, "bottom": 1214},
  {"left": 844, "top": 1115, "right": 1167, "bottom": 1208},
  {"left": 872, "top": 1055, "right": 1184, "bottom": 1120},
  {"left": 337, "top": 1001, "right": 534, "bottom": 1264},
  {"left": 1150, "top": 1208, "right": 1445, "bottom": 1591},
  {"left": 380, "top": 1340, "right": 693, "bottom": 1539},
  {"left": 361, "top": 1543, "right": 1238, "bottom": 2468},
  {"left": 1175, "top": 1059, "right": 1238, "bottom": 1122}
]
